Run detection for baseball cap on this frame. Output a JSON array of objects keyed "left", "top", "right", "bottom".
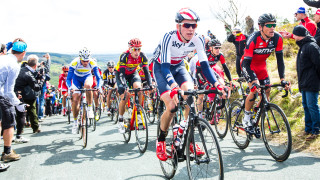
[
  {"left": 315, "top": 9, "right": 320, "bottom": 15},
  {"left": 296, "top": 7, "right": 306, "bottom": 14},
  {"left": 292, "top": 25, "right": 308, "bottom": 37},
  {"left": 12, "top": 41, "right": 27, "bottom": 52}
]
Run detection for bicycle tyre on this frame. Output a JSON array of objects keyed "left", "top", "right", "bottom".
[
  {"left": 157, "top": 118, "right": 178, "bottom": 179},
  {"left": 67, "top": 98, "right": 71, "bottom": 124},
  {"left": 186, "top": 117, "right": 224, "bottom": 180},
  {"left": 92, "top": 103, "right": 96, "bottom": 131},
  {"left": 261, "top": 103, "right": 292, "bottom": 162},
  {"left": 135, "top": 104, "right": 149, "bottom": 153},
  {"left": 82, "top": 105, "right": 88, "bottom": 148},
  {"left": 229, "top": 101, "right": 250, "bottom": 149},
  {"left": 112, "top": 97, "right": 120, "bottom": 124},
  {"left": 214, "top": 99, "right": 229, "bottom": 138},
  {"left": 123, "top": 105, "right": 132, "bottom": 143}
]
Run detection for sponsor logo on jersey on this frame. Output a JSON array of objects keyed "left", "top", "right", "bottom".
[
  {"left": 77, "top": 69, "right": 90, "bottom": 73},
  {"left": 188, "top": 42, "right": 195, "bottom": 47},
  {"left": 71, "top": 61, "right": 78, "bottom": 66},
  {"left": 254, "top": 48, "right": 275, "bottom": 54},
  {"left": 172, "top": 41, "right": 183, "bottom": 48}
]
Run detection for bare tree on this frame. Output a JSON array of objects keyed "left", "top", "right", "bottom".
[{"left": 209, "top": 0, "right": 247, "bottom": 33}]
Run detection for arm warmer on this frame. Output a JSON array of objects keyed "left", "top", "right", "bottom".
[
  {"left": 276, "top": 51, "right": 285, "bottom": 79},
  {"left": 143, "top": 66, "right": 152, "bottom": 86},
  {"left": 241, "top": 57, "right": 257, "bottom": 82},
  {"left": 66, "top": 67, "right": 74, "bottom": 88},
  {"left": 222, "top": 64, "right": 232, "bottom": 81},
  {"left": 161, "top": 63, "right": 175, "bottom": 86},
  {"left": 93, "top": 67, "right": 102, "bottom": 88},
  {"left": 200, "top": 61, "right": 218, "bottom": 85}
]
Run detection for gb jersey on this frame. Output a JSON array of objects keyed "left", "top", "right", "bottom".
[
  {"left": 69, "top": 57, "right": 97, "bottom": 77},
  {"left": 153, "top": 30, "right": 207, "bottom": 65}
]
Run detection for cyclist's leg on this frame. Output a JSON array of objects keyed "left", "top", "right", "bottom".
[
  {"left": 131, "top": 71, "right": 143, "bottom": 105},
  {"left": 115, "top": 71, "right": 128, "bottom": 117},
  {"left": 84, "top": 75, "right": 94, "bottom": 106},
  {"left": 107, "top": 89, "right": 112, "bottom": 109},
  {"left": 93, "top": 90, "right": 98, "bottom": 107}
]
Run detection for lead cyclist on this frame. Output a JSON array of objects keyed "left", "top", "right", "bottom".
[{"left": 153, "top": 8, "right": 229, "bottom": 161}]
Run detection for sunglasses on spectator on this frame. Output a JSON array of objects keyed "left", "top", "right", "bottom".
[
  {"left": 131, "top": 48, "right": 141, "bottom": 52},
  {"left": 179, "top": 23, "right": 198, "bottom": 29},
  {"left": 214, "top": 47, "right": 221, "bottom": 49},
  {"left": 264, "top": 24, "right": 276, "bottom": 28}
]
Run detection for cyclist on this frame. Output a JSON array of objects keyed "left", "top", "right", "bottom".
[
  {"left": 115, "top": 38, "right": 153, "bottom": 134},
  {"left": 91, "top": 59, "right": 103, "bottom": 120},
  {"left": 153, "top": 8, "right": 229, "bottom": 161},
  {"left": 58, "top": 65, "right": 69, "bottom": 116},
  {"left": 66, "top": 47, "right": 102, "bottom": 134},
  {"left": 241, "top": 13, "right": 290, "bottom": 135},
  {"left": 103, "top": 61, "right": 117, "bottom": 115},
  {"left": 227, "top": 26, "right": 248, "bottom": 77},
  {"left": 195, "top": 39, "right": 232, "bottom": 124}
]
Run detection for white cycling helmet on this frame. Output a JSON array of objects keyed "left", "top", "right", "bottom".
[
  {"left": 79, "top": 47, "right": 91, "bottom": 61},
  {"left": 175, "top": 8, "right": 200, "bottom": 23}
]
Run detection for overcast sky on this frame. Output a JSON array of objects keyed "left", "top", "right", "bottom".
[{"left": 0, "top": 0, "right": 308, "bottom": 54}]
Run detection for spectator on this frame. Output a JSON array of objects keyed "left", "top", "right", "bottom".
[
  {"left": 281, "top": 7, "right": 317, "bottom": 38},
  {"left": 14, "top": 54, "right": 45, "bottom": 134},
  {"left": 227, "top": 26, "right": 248, "bottom": 77},
  {"left": 292, "top": 25, "right": 320, "bottom": 140},
  {"left": 0, "top": 39, "right": 27, "bottom": 167},
  {"left": 304, "top": 0, "right": 320, "bottom": 8},
  {"left": 37, "top": 53, "right": 51, "bottom": 120},
  {"left": 313, "top": 9, "right": 320, "bottom": 46},
  {"left": 45, "top": 89, "right": 53, "bottom": 117}
]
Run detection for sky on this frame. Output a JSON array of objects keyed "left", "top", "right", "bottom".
[{"left": 0, "top": 0, "right": 308, "bottom": 54}]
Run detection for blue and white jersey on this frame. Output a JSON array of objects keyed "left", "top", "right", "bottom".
[
  {"left": 153, "top": 30, "right": 207, "bottom": 66},
  {"left": 69, "top": 57, "right": 97, "bottom": 77}
]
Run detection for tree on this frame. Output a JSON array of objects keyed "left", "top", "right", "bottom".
[{"left": 209, "top": 0, "right": 247, "bottom": 33}]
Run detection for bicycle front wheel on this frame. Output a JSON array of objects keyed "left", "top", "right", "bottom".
[
  {"left": 135, "top": 104, "right": 149, "bottom": 153},
  {"left": 112, "top": 97, "right": 119, "bottom": 124},
  {"left": 229, "top": 101, "right": 250, "bottom": 149},
  {"left": 261, "top": 103, "right": 292, "bottom": 162},
  {"left": 157, "top": 119, "right": 178, "bottom": 179},
  {"left": 123, "top": 105, "right": 132, "bottom": 143},
  {"left": 186, "top": 117, "right": 224, "bottom": 180},
  {"left": 82, "top": 105, "right": 88, "bottom": 148},
  {"left": 213, "top": 99, "right": 229, "bottom": 138},
  {"left": 67, "top": 98, "right": 71, "bottom": 124}
]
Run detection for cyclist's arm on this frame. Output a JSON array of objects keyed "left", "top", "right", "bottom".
[
  {"left": 227, "top": 34, "right": 235, "bottom": 43},
  {"left": 58, "top": 75, "right": 63, "bottom": 89},
  {"left": 118, "top": 53, "right": 128, "bottom": 85},
  {"left": 140, "top": 52, "right": 152, "bottom": 86},
  {"left": 219, "top": 55, "right": 232, "bottom": 81},
  {"left": 196, "top": 35, "right": 219, "bottom": 86},
  {"left": 303, "top": 0, "right": 320, "bottom": 8},
  {"left": 275, "top": 34, "right": 285, "bottom": 79},
  {"left": 66, "top": 67, "right": 74, "bottom": 88},
  {"left": 241, "top": 38, "right": 257, "bottom": 82},
  {"left": 93, "top": 66, "right": 102, "bottom": 88},
  {"left": 160, "top": 33, "right": 176, "bottom": 87}
]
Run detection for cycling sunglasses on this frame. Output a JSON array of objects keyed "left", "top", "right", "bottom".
[
  {"left": 179, "top": 23, "right": 198, "bottom": 29},
  {"left": 131, "top": 48, "right": 141, "bottom": 52},
  {"left": 64, "top": 71, "right": 68, "bottom": 73},
  {"left": 265, "top": 24, "right": 277, "bottom": 28},
  {"left": 108, "top": 66, "right": 114, "bottom": 68},
  {"left": 214, "top": 47, "right": 221, "bottom": 49}
]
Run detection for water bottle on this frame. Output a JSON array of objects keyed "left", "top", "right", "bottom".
[
  {"left": 148, "top": 98, "right": 153, "bottom": 111},
  {"left": 173, "top": 124, "right": 179, "bottom": 146},
  {"left": 174, "top": 120, "right": 186, "bottom": 146}
]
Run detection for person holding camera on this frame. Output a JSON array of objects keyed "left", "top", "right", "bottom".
[
  {"left": 37, "top": 53, "right": 51, "bottom": 120},
  {"left": 0, "top": 39, "right": 27, "bottom": 169},
  {"left": 227, "top": 26, "right": 248, "bottom": 77},
  {"left": 15, "top": 55, "right": 45, "bottom": 134}
]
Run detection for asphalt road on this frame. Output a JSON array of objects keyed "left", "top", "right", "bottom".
[{"left": 1, "top": 113, "right": 320, "bottom": 180}]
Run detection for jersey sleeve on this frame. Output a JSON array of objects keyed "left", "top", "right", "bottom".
[
  {"left": 195, "top": 35, "right": 207, "bottom": 63},
  {"left": 58, "top": 74, "right": 63, "bottom": 89},
  {"left": 243, "top": 37, "right": 255, "bottom": 60},
  {"left": 160, "top": 33, "right": 172, "bottom": 64},
  {"left": 140, "top": 52, "right": 149, "bottom": 67},
  {"left": 275, "top": 34, "right": 283, "bottom": 52},
  {"left": 219, "top": 54, "right": 226, "bottom": 64}
]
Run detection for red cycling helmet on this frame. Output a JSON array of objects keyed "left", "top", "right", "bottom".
[
  {"left": 128, "top": 38, "right": 142, "bottom": 47},
  {"left": 62, "top": 65, "right": 69, "bottom": 71}
]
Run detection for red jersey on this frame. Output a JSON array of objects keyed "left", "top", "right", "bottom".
[
  {"left": 115, "top": 50, "right": 149, "bottom": 75},
  {"left": 241, "top": 31, "right": 283, "bottom": 80},
  {"left": 58, "top": 74, "right": 68, "bottom": 90}
]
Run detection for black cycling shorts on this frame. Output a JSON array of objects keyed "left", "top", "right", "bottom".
[
  {"left": 0, "top": 96, "right": 16, "bottom": 130},
  {"left": 115, "top": 71, "right": 141, "bottom": 95}
]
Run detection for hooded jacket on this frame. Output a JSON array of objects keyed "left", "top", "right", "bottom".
[{"left": 296, "top": 35, "right": 320, "bottom": 91}]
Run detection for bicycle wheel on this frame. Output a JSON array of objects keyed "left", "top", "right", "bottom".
[
  {"left": 92, "top": 103, "right": 96, "bottom": 131},
  {"left": 98, "top": 95, "right": 102, "bottom": 120},
  {"left": 261, "top": 103, "right": 292, "bottom": 162},
  {"left": 123, "top": 105, "right": 132, "bottom": 143},
  {"left": 186, "top": 117, "right": 224, "bottom": 180},
  {"left": 229, "top": 101, "right": 250, "bottom": 149},
  {"left": 67, "top": 98, "right": 71, "bottom": 124},
  {"left": 112, "top": 97, "right": 120, "bottom": 124},
  {"left": 213, "top": 98, "right": 229, "bottom": 138},
  {"left": 82, "top": 105, "right": 88, "bottom": 148},
  {"left": 157, "top": 119, "right": 178, "bottom": 179},
  {"left": 135, "top": 104, "right": 149, "bottom": 153}
]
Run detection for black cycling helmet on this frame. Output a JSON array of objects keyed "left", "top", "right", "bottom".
[
  {"left": 175, "top": 8, "right": 200, "bottom": 23},
  {"left": 208, "top": 39, "right": 221, "bottom": 47},
  {"left": 107, "top": 61, "right": 115, "bottom": 67},
  {"left": 258, "top": 13, "right": 276, "bottom": 25}
]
